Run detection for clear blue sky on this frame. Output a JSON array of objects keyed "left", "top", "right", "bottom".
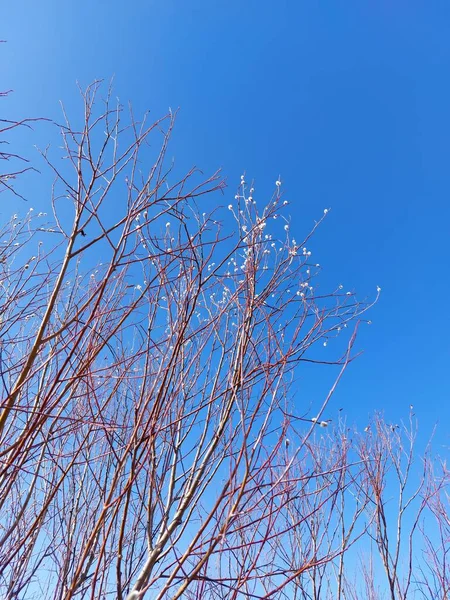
[{"left": 2, "top": 1, "right": 450, "bottom": 445}]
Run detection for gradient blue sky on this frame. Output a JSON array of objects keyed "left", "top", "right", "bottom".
[{"left": 2, "top": 1, "right": 450, "bottom": 445}]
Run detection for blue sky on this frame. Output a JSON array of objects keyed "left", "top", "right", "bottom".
[{"left": 2, "top": 1, "right": 450, "bottom": 446}]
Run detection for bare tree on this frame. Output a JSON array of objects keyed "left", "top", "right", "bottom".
[
  {"left": 2, "top": 80, "right": 448, "bottom": 600},
  {"left": 0, "top": 81, "right": 378, "bottom": 599},
  {"left": 348, "top": 414, "right": 448, "bottom": 600}
]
